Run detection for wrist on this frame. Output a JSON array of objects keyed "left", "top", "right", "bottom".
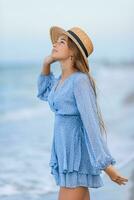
[
  {"left": 43, "top": 61, "right": 51, "bottom": 67},
  {"left": 103, "top": 164, "right": 113, "bottom": 172}
]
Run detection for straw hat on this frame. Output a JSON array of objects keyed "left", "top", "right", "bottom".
[{"left": 49, "top": 26, "right": 94, "bottom": 69}]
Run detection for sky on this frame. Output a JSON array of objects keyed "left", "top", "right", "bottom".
[{"left": 0, "top": 0, "right": 134, "bottom": 62}]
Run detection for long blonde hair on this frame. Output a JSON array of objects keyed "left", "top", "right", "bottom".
[{"left": 67, "top": 36, "right": 107, "bottom": 139}]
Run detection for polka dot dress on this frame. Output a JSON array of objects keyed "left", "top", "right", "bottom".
[{"left": 37, "top": 71, "right": 116, "bottom": 188}]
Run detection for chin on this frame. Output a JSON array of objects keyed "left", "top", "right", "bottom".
[
  {"left": 52, "top": 53, "right": 60, "bottom": 60},
  {"left": 52, "top": 55, "right": 59, "bottom": 60}
]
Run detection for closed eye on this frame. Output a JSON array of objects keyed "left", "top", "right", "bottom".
[{"left": 56, "top": 38, "right": 66, "bottom": 44}]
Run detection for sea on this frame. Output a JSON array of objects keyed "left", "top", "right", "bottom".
[{"left": 0, "top": 61, "right": 134, "bottom": 200}]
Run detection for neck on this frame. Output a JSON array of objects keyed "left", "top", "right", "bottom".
[{"left": 59, "top": 60, "right": 78, "bottom": 79}]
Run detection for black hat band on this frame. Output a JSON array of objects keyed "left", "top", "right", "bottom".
[{"left": 67, "top": 30, "right": 88, "bottom": 57}]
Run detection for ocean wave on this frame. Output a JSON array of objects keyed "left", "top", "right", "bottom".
[
  {"left": 0, "top": 106, "right": 50, "bottom": 123},
  {"left": 0, "top": 184, "right": 20, "bottom": 196},
  {"left": 0, "top": 182, "right": 58, "bottom": 197}
]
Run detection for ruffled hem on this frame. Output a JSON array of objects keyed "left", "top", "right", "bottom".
[
  {"left": 49, "top": 161, "right": 104, "bottom": 188},
  {"left": 50, "top": 165, "right": 104, "bottom": 188}
]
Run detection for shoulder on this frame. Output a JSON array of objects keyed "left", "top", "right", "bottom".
[
  {"left": 73, "top": 71, "right": 91, "bottom": 85},
  {"left": 73, "top": 71, "right": 95, "bottom": 96}
]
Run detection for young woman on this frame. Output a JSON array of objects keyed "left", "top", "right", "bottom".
[{"left": 37, "top": 26, "right": 128, "bottom": 200}]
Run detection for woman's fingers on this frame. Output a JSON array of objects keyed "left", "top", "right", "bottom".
[
  {"left": 117, "top": 175, "right": 128, "bottom": 182},
  {"left": 114, "top": 179, "right": 124, "bottom": 185},
  {"left": 106, "top": 166, "right": 129, "bottom": 186},
  {"left": 112, "top": 176, "right": 128, "bottom": 185}
]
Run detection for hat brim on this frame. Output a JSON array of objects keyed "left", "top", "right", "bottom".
[{"left": 49, "top": 26, "right": 89, "bottom": 69}]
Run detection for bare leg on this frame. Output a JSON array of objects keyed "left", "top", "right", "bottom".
[
  {"left": 84, "top": 188, "right": 90, "bottom": 200},
  {"left": 58, "top": 186, "right": 90, "bottom": 200}
]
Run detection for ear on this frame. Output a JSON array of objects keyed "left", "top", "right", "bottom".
[{"left": 70, "top": 55, "right": 73, "bottom": 60}]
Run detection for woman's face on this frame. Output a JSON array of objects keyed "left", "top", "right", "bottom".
[{"left": 51, "top": 34, "right": 72, "bottom": 61}]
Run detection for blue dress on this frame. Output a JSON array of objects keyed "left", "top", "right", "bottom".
[{"left": 37, "top": 71, "right": 116, "bottom": 188}]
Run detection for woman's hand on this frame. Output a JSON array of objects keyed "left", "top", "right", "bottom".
[
  {"left": 43, "top": 54, "right": 57, "bottom": 66},
  {"left": 103, "top": 165, "right": 128, "bottom": 185},
  {"left": 41, "top": 54, "right": 57, "bottom": 75}
]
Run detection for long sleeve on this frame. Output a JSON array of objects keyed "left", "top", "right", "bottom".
[
  {"left": 37, "top": 72, "right": 57, "bottom": 101},
  {"left": 73, "top": 74, "right": 116, "bottom": 173}
]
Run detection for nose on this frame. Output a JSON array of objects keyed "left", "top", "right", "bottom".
[
  {"left": 53, "top": 41, "right": 58, "bottom": 47},
  {"left": 53, "top": 40, "right": 61, "bottom": 47},
  {"left": 53, "top": 43, "right": 56, "bottom": 47}
]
